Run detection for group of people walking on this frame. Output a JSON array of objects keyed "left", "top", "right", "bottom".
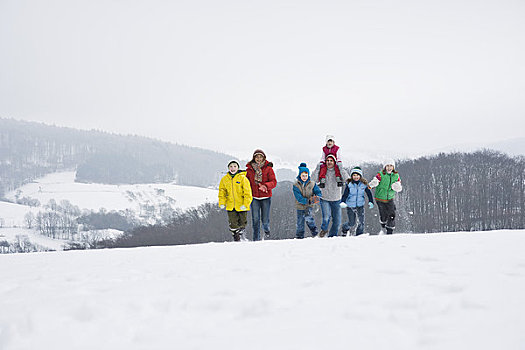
[{"left": 218, "top": 136, "right": 402, "bottom": 241}]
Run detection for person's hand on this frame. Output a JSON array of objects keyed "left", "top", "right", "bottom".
[
  {"left": 369, "top": 178, "right": 379, "bottom": 188},
  {"left": 368, "top": 202, "right": 374, "bottom": 209},
  {"left": 219, "top": 204, "right": 226, "bottom": 209},
  {"left": 340, "top": 202, "right": 348, "bottom": 209},
  {"left": 259, "top": 184, "right": 268, "bottom": 192},
  {"left": 311, "top": 195, "right": 320, "bottom": 205},
  {"left": 240, "top": 205, "right": 247, "bottom": 211},
  {"left": 392, "top": 181, "right": 402, "bottom": 192}
]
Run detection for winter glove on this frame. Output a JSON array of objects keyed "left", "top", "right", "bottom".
[
  {"left": 339, "top": 202, "right": 348, "bottom": 209},
  {"left": 219, "top": 205, "right": 226, "bottom": 209},
  {"left": 368, "top": 202, "right": 374, "bottom": 209},
  {"left": 391, "top": 181, "right": 402, "bottom": 192},
  {"left": 369, "top": 178, "right": 379, "bottom": 188},
  {"left": 240, "top": 205, "right": 247, "bottom": 211},
  {"left": 258, "top": 184, "right": 268, "bottom": 193},
  {"left": 309, "top": 195, "right": 320, "bottom": 205}
]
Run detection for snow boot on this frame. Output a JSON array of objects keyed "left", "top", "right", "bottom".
[
  {"left": 319, "top": 177, "right": 326, "bottom": 188},
  {"left": 319, "top": 229, "right": 328, "bottom": 238},
  {"left": 336, "top": 176, "right": 343, "bottom": 187}
]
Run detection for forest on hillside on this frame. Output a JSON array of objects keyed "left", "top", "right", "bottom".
[
  {"left": 104, "top": 150, "right": 525, "bottom": 248},
  {"left": 0, "top": 118, "right": 233, "bottom": 197}
]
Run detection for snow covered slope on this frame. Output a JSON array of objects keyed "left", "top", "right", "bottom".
[
  {"left": 2, "top": 171, "right": 219, "bottom": 226},
  {"left": 1, "top": 230, "right": 524, "bottom": 350}
]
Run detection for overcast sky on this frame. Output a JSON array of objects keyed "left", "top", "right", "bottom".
[{"left": 1, "top": 0, "right": 524, "bottom": 166}]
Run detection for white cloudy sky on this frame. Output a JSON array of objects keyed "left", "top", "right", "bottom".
[{"left": 1, "top": 0, "right": 524, "bottom": 164}]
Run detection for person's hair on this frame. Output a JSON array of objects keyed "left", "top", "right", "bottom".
[
  {"left": 346, "top": 176, "right": 369, "bottom": 186},
  {"left": 382, "top": 168, "right": 398, "bottom": 175}
]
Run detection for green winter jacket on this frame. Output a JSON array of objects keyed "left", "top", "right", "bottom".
[{"left": 374, "top": 171, "right": 400, "bottom": 202}]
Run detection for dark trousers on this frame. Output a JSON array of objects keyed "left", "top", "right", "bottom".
[
  {"left": 377, "top": 200, "right": 396, "bottom": 234},
  {"left": 227, "top": 210, "right": 247, "bottom": 232}
]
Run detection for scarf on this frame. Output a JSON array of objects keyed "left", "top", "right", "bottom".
[{"left": 251, "top": 161, "right": 263, "bottom": 184}]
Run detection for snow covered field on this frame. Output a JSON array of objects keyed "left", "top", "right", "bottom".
[
  {"left": 2, "top": 171, "right": 219, "bottom": 227},
  {"left": 1, "top": 230, "right": 524, "bottom": 350}
]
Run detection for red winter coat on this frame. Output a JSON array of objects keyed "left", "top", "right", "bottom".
[{"left": 245, "top": 160, "right": 277, "bottom": 198}]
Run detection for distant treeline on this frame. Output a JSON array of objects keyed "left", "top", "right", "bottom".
[
  {"left": 103, "top": 150, "right": 524, "bottom": 248},
  {"left": 0, "top": 118, "right": 233, "bottom": 197}
]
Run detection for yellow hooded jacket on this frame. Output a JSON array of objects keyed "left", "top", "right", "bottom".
[{"left": 218, "top": 171, "right": 253, "bottom": 211}]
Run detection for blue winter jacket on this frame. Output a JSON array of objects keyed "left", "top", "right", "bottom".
[{"left": 341, "top": 181, "right": 374, "bottom": 208}]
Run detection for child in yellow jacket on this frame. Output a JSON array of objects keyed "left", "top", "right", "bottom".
[{"left": 218, "top": 160, "right": 253, "bottom": 241}]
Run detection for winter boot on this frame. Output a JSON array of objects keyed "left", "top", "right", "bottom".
[
  {"left": 336, "top": 176, "right": 343, "bottom": 187},
  {"left": 232, "top": 230, "right": 241, "bottom": 242},
  {"left": 319, "top": 229, "right": 328, "bottom": 238},
  {"left": 264, "top": 231, "right": 270, "bottom": 239},
  {"left": 319, "top": 177, "right": 326, "bottom": 188}
]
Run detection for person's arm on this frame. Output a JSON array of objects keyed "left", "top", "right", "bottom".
[
  {"left": 311, "top": 164, "right": 321, "bottom": 183},
  {"left": 242, "top": 176, "right": 253, "bottom": 208},
  {"left": 341, "top": 184, "right": 349, "bottom": 203},
  {"left": 313, "top": 183, "right": 322, "bottom": 197},
  {"left": 293, "top": 185, "right": 308, "bottom": 205},
  {"left": 263, "top": 167, "right": 277, "bottom": 191},
  {"left": 369, "top": 173, "right": 381, "bottom": 188},
  {"left": 365, "top": 187, "right": 374, "bottom": 203}
]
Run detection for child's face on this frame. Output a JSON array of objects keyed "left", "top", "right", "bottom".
[
  {"left": 385, "top": 165, "right": 394, "bottom": 173},
  {"left": 326, "top": 140, "right": 334, "bottom": 148},
  {"left": 228, "top": 163, "right": 239, "bottom": 174},
  {"left": 352, "top": 173, "right": 361, "bottom": 181},
  {"left": 300, "top": 172, "right": 309, "bottom": 181}
]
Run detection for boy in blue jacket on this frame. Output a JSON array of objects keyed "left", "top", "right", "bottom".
[
  {"left": 340, "top": 167, "right": 374, "bottom": 236},
  {"left": 292, "top": 163, "right": 322, "bottom": 239}
]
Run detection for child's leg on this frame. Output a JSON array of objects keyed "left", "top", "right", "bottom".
[
  {"left": 227, "top": 211, "right": 241, "bottom": 241},
  {"left": 355, "top": 206, "right": 365, "bottom": 235},
  {"left": 296, "top": 209, "right": 305, "bottom": 239},
  {"left": 376, "top": 202, "right": 389, "bottom": 229},
  {"left": 304, "top": 207, "right": 318, "bottom": 237},
  {"left": 334, "top": 163, "right": 342, "bottom": 178},
  {"left": 319, "top": 163, "right": 327, "bottom": 179},
  {"left": 348, "top": 207, "right": 357, "bottom": 231},
  {"left": 384, "top": 201, "right": 396, "bottom": 234}
]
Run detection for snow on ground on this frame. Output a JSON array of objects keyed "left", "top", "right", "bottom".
[
  {"left": 0, "top": 201, "right": 39, "bottom": 227},
  {"left": 0, "top": 227, "right": 67, "bottom": 250},
  {"left": 2, "top": 171, "right": 219, "bottom": 226},
  {"left": 1, "top": 230, "right": 524, "bottom": 350}
]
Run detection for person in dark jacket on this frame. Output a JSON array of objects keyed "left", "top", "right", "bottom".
[
  {"left": 245, "top": 149, "right": 277, "bottom": 241},
  {"left": 292, "top": 163, "right": 322, "bottom": 239},
  {"left": 340, "top": 167, "right": 374, "bottom": 236}
]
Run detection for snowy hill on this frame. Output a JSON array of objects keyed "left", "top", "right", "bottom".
[
  {"left": 2, "top": 171, "right": 218, "bottom": 226},
  {"left": 1, "top": 230, "right": 524, "bottom": 350}
]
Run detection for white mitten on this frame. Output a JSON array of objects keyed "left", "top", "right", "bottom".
[
  {"left": 240, "top": 205, "right": 247, "bottom": 211},
  {"left": 219, "top": 204, "right": 226, "bottom": 209},
  {"left": 369, "top": 178, "right": 379, "bottom": 188},
  {"left": 339, "top": 202, "right": 348, "bottom": 209},
  {"left": 392, "top": 181, "right": 402, "bottom": 192}
]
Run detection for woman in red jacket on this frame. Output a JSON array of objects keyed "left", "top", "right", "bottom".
[{"left": 245, "top": 149, "right": 277, "bottom": 241}]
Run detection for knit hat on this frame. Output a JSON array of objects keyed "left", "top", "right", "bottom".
[
  {"left": 252, "top": 149, "right": 266, "bottom": 161},
  {"left": 298, "top": 162, "right": 310, "bottom": 176},
  {"left": 326, "top": 154, "right": 337, "bottom": 162},
  {"left": 325, "top": 135, "right": 335, "bottom": 143},
  {"left": 384, "top": 159, "right": 396, "bottom": 169},
  {"left": 227, "top": 160, "right": 240, "bottom": 168},
  {"left": 351, "top": 166, "right": 363, "bottom": 177}
]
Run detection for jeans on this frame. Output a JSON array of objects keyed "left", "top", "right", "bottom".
[
  {"left": 296, "top": 207, "right": 318, "bottom": 239},
  {"left": 320, "top": 199, "right": 342, "bottom": 237},
  {"left": 342, "top": 206, "right": 365, "bottom": 235},
  {"left": 251, "top": 198, "right": 271, "bottom": 241}
]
